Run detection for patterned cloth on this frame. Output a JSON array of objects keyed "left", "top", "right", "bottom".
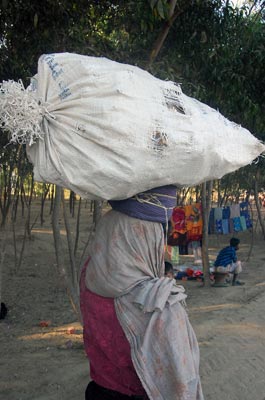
[
  {"left": 215, "top": 219, "right": 223, "bottom": 234},
  {"left": 209, "top": 203, "right": 252, "bottom": 235},
  {"left": 185, "top": 203, "right": 203, "bottom": 241},
  {"left": 245, "top": 214, "right": 253, "bottom": 229},
  {"left": 171, "top": 207, "right": 186, "bottom": 234},
  {"left": 222, "top": 207, "right": 230, "bottom": 220},
  {"left": 240, "top": 202, "right": 249, "bottom": 217},
  {"left": 85, "top": 210, "right": 204, "bottom": 400},
  {"left": 233, "top": 217, "right": 242, "bottom": 232}
]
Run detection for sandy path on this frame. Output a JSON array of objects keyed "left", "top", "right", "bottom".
[
  {"left": 1, "top": 219, "right": 265, "bottom": 400},
  {"left": 190, "top": 286, "right": 265, "bottom": 400}
]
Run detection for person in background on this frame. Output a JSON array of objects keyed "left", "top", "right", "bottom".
[
  {"left": 80, "top": 186, "right": 204, "bottom": 400},
  {"left": 214, "top": 237, "right": 244, "bottom": 286},
  {"left": 164, "top": 261, "right": 175, "bottom": 279}
]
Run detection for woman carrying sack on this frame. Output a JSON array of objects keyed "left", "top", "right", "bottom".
[{"left": 80, "top": 186, "right": 204, "bottom": 400}]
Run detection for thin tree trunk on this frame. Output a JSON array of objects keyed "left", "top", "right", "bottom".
[
  {"left": 15, "top": 179, "right": 34, "bottom": 272},
  {"left": 62, "top": 191, "right": 79, "bottom": 296},
  {"left": 0, "top": 227, "right": 6, "bottom": 303},
  {"left": 69, "top": 191, "right": 76, "bottom": 217},
  {"left": 49, "top": 185, "right": 55, "bottom": 215},
  {"left": 148, "top": 0, "right": 192, "bottom": 66},
  {"left": 40, "top": 184, "right": 50, "bottom": 225},
  {"left": 25, "top": 173, "right": 34, "bottom": 238},
  {"left": 52, "top": 186, "right": 81, "bottom": 320},
  {"left": 93, "top": 200, "right": 103, "bottom": 228},
  {"left": 201, "top": 181, "right": 213, "bottom": 287},
  {"left": 74, "top": 198, "right": 82, "bottom": 257},
  {"left": 253, "top": 170, "right": 265, "bottom": 239},
  {"left": 12, "top": 220, "right": 18, "bottom": 272},
  {"left": 246, "top": 201, "right": 255, "bottom": 262},
  {"left": 16, "top": 219, "right": 28, "bottom": 272},
  {"left": 20, "top": 189, "right": 25, "bottom": 218}
]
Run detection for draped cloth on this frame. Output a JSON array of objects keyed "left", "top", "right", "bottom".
[{"left": 85, "top": 210, "right": 204, "bottom": 400}]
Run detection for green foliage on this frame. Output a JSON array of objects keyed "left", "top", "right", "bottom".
[
  {"left": 149, "top": 0, "right": 169, "bottom": 19},
  {"left": 0, "top": 0, "right": 264, "bottom": 200},
  {"left": 161, "top": 1, "right": 265, "bottom": 140}
]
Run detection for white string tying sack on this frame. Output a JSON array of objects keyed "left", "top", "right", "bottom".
[
  {"left": 133, "top": 192, "right": 176, "bottom": 265},
  {"left": 0, "top": 79, "right": 53, "bottom": 146}
]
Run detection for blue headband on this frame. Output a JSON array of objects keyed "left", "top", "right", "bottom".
[{"left": 109, "top": 185, "right": 177, "bottom": 224}]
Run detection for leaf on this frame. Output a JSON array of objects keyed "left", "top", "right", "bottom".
[
  {"left": 200, "top": 31, "right": 207, "bottom": 43},
  {"left": 157, "top": 0, "right": 165, "bottom": 19},
  {"left": 33, "top": 13, "right": 38, "bottom": 28},
  {"left": 149, "top": 0, "right": 158, "bottom": 10}
]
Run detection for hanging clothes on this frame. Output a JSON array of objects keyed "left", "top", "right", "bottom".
[
  {"left": 215, "top": 219, "right": 223, "bottom": 234},
  {"left": 209, "top": 202, "right": 252, "bottom": 235},
  {"left": 185, "top": 203, "right": 203, "bottom": 242},
  {"left": 171, "top": 207, "right": 186, "bottom": 234},
  {"left": 230, "top": 204, "right": 240, "bottom": 218},
  {"left": 214, "top": 207, "right": 223, "bottom": 221},
  {"left": 221, "top": 219, "right": 229, "bottom": 235},
  {"left": 233, "top": 217, "right": 242, "bottom": 232},
  {"left": 222, "top": 207, "right": 230, "bottom": 220},
  {"left": 240, "top": 216, "right": 247, "bottom": 231}
]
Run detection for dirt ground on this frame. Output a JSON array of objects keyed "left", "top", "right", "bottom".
[{"left": 0, "top": 202, "right": 265, "bottom": 400}]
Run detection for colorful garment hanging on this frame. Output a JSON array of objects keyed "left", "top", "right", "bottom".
[
  {"left": 169, "top": 203, "right": 203, "bottom": 245},
  {"left": 208, "top": 202, "right": 252, "bottom": 235},
  {"left": 230, "top": 204, "right": 240, "bottom": 218}
]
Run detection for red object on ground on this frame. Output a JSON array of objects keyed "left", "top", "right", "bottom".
[
  {"left": 186, "top": 268, "right": 194, "bottom": 277},
  {"left": 39, "top": 320, "right": 50, "bottom": 327},
  {"left": 67, "top": 327, "right": 76, "bottom": 334}
]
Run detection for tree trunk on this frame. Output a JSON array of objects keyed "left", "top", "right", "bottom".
[
  {"left": 52, "top": 186, "right": 81, "bottom": 320},
  {"left": 201, "top": 181, "right": 213, "bottom": 287},
  {"left": 40, "top": 184, "right": 50, "bottom": 225},
  {"left": 246, "top": 201, "right": 255, "bottom": 261},
  {"left": 253, "top": 170, "right": 265, "bottom": 239},
  {"left": 69, "top": 191, "right": 76, "bottom": 217},
  {"left": 62, "top": 191, "right": 79, "bottom": 295},
  {"left": 49, "top": 185, "right": 55, "bottom": 215},
  {"left": 74, "top": 197, "right": 82, "bottom": 257},
  {"left": 93, "top": 200, "right": 103, "bottom": 228},
  {"left": 148, "top": 0, "right": 192, "bottom": 66},
  {"left": 0, "top": 227, "right": 7, "bottom": 304}
]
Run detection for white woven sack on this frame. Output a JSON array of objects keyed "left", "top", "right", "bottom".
[{"left": 1, "top": 52, "right": 264, "bottom": 199}]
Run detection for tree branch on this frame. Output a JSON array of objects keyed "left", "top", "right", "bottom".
[{"left": 148, "top": 0, "right": 192, "bottom": 67}]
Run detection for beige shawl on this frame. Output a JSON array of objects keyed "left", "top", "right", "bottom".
[{"left": 86, "top": 210, "right": 204, "bottom": 400}]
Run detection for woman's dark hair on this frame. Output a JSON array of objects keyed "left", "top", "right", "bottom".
[{"left": 230, "top": 237, "right": 240, "bottom": 247}]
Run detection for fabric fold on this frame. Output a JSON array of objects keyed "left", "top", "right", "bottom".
[
  {"left": 85, "top": 209, "right": 204, "bottom": 400},
  {"left": 131, "top": 278, "right": 187, "bottom": 313}
]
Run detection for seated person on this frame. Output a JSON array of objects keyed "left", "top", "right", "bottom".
[
  {"left": 214, "top": 237, "right": 244, "bottom": 286},
  {"left": 164, "top": 261, "right": 174, "bottom": 279}
]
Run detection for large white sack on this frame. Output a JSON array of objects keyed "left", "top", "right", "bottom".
[{"left": 1, "top": 52, "right": 264, "bottom": 200}]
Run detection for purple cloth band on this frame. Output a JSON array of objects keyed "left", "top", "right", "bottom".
[{"left": 109, "top": 186, "right": 177, "bottom": 224}]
